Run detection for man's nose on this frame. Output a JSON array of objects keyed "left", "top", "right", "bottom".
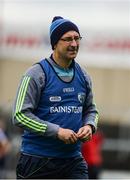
[{"left": 70, "top": 39, "right": 78, "bottom": 46}]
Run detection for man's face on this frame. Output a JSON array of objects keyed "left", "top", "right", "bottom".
[{"left": 54, "top": 31, "right": 81, "bottom": 60}]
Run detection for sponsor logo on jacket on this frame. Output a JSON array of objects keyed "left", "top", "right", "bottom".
[
  {"left": 49, "top": 96, "right": 61, "bottom": 102},
  {"left": 63, "top": 87, "right": 74, "bottom": 93},
  {"left": 50, "top": 106, "right": 83, "bottom": 113}
]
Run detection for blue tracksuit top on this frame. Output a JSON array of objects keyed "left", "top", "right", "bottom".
[{"left": 21, "top": 59, "right": 88, "bottom": 157}]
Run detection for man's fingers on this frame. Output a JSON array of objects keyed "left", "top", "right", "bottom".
[
  {"left": 80, "top": 134, "right": 92, "bottom": 142},
  {"left": 77, "top": 128, "right": 84, "bottom": 137},
  {"left": 70, "top": 133, "right": 78, "bottom": 143},
  {"left": 77, "top": 126, "right": 93, "bottom": 140},
  {"left": 58, "top": 129, "right": 78, "bottom": 144}
]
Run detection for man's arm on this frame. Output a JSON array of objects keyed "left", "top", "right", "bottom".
[
  {"left": 77, "top": 68, "right": 99, "bottom": 141},
  {"left": 83, "top": 73, "right": 99, "bottom": 133},
  {"left": 12, "top": 64, "right": 59, "bottom": 139}
]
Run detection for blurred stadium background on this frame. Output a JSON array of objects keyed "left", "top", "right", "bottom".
[{"left": 0, "top": 0, "right": 130, "bottom": 178}]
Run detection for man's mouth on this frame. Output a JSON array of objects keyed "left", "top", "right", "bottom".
[
  {"left": 67, "top": 48, "right": 77, "bottom": 53},
  {"left": 68, "top": 50, "right": 77, "bottom": 55}
]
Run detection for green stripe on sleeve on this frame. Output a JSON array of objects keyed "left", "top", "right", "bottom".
[
  {"left": 20, "top": 113, "right": 47, "bottom": 129},
  {"left": 19, "top": 77, "right": 31, "bottom": 111},
  {"left": 95, "top": 114, "right": 99, "bottom": 127},
  {"left": 17, "top": 112, "right": 47, "bottom": 130},
  {"left": 15, "top": 76, "right": 29, "bottom": 114},
  {"left": 16, "top": 113, "right": 46, "bottom": 132},
  {"left": 15, "top": 75, "right": 47, "bottom": 133}
]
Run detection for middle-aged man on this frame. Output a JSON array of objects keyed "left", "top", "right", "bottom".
[{"left": 12, "top": 16, "right": 99, "bottom": 179}]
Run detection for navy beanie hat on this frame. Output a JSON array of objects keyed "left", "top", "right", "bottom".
[{"left": 50, "top": 16, "right": 80, "bottom": 50}]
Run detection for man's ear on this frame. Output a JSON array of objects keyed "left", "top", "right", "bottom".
[{"left": 54, "top": 44, "right": 57, "bottom": 50}]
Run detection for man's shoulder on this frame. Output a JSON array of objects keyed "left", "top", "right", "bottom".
[
  {"left": 76, "top": 62, "right": 92, "bottom": 85},
  {"left": 75, "top": 62, "right": 90, "bottom": 77},
  {"left": 24, "top": 63, "right": 44, "bottom": 77},
  {"left": 22, "top": 63, "right": 46, "bottom": 87}
]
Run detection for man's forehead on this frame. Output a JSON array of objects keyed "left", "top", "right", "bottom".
[{"left": 62, "top": 31, "right": 79, "bottom": 38}]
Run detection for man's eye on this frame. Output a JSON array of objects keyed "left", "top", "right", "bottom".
[{"left": 65, "top": 37, "right": 73, "bottom": 42}]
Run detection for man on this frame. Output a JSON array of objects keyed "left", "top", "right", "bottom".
[{"left": 12, "top": 16, "right": 99, "bottom": 179}]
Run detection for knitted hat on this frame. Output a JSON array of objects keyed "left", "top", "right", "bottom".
[{"left": 50, "top": 16, "right": 80, "bottom": 50}]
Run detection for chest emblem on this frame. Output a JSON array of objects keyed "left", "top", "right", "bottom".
[{"left": 78, "top": 92, "right": 86, "bottom": 104}]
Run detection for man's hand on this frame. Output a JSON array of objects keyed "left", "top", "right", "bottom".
[
  {"left": 57, "top": 127, "right": 78, "bottom": 144},
  {"left": 77, "top": 125, "right": 92, "bottom": 142}
]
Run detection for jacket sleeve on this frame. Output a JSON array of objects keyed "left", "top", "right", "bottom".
[
  {"left": 81, "top": 68, "right": 99, "bottom": 133},
  {"left": 12, "top": 64, "right": 59, "bottom": 138}
]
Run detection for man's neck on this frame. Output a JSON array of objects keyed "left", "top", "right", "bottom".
[{"left": 52, "top": 53, "right": 72, "bottom": 69}]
